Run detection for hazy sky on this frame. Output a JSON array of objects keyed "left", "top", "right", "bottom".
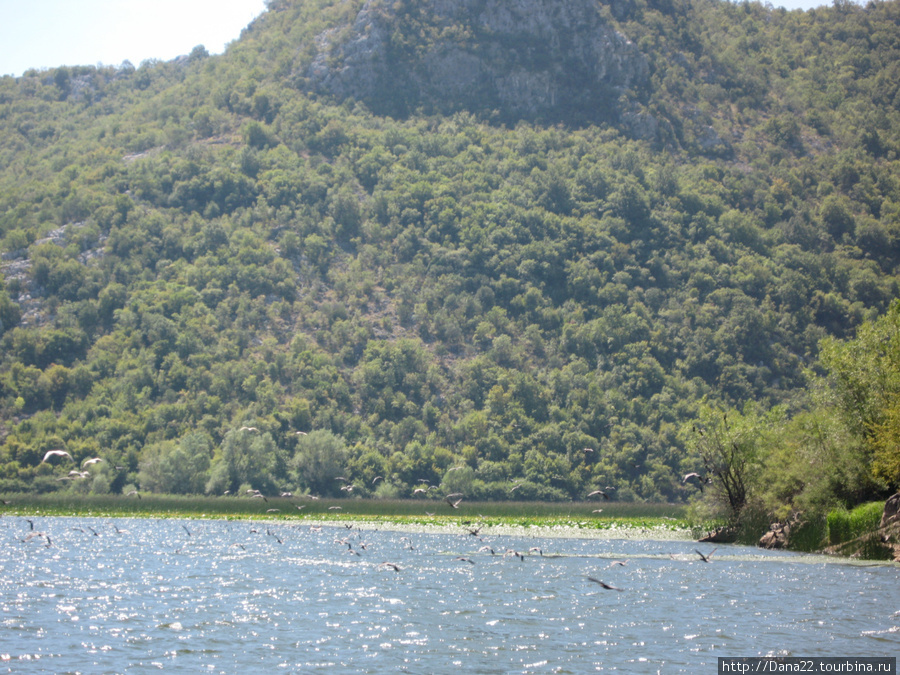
[
  {"left": 0, "top": 0, "right": 267, "bottom": 77},
  {"left": 0, "top": 0, "right": 833, "bottom": 79}
]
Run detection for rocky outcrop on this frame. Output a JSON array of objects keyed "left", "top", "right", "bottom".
[
  {"left": 699, "top": 526, "right": 736, "bottom": 543},
  {"left": 306, "top": 0, "right": 652, "bottom": 132},
  {"left": 758, "top": 521, "right": 791, "bottom": 549},
  {"left": 880, "top": 492, "right": 900, "bottom": 528}
]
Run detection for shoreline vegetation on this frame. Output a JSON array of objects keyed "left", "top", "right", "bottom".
[
  {"left": 1, "top": 494, "right": 701, "bottom": 539},
  {"left": 5, "top": 494, "right": 897, "bottom": 558}
]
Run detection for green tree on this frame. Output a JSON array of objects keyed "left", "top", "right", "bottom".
[
  {"left": 290, "top": 430, "right": 348, "bottom": 497},
  {"left": 683, "top": 404, "right": 781, "bottom": 524},
  {"left": 138, "top": 432, "right": 212, "bottom": 494},
  {"left": 207, "top": 428, "right": 283, "bottom": 495}
]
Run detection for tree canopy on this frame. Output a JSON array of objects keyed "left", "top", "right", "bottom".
[{"left": 0, "top": 0, "right": 899, "bottom": 522}]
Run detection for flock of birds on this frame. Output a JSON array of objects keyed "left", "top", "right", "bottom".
[
  {"left": 38, "top": 445, "right": 712, "bottom": 497},
  {"left": 20, "top": 444, "right": 720, "bottom": 591},
  {"left": 39, "top": 450, "right": 105, "bottom": 482},
  {"left": 5, "top": 502, "right": 720, "bottom": 593}
]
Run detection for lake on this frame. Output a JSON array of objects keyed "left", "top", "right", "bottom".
[{"left": 1, "top": 516, "right": 898, "bottom": 673}]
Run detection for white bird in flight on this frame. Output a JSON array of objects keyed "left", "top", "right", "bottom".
[{"left": 42, "top": 449, "right": 72, "bottom": 463}]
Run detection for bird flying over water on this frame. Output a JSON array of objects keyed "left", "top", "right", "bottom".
[
  {"left": 695, "top": 548, "right": 717, "bottom": 563},
  {"left": 23, "top": 531, "right": 52, "bottom": 547},
  {"left": 586, "top": 577, "right": 623, "bottom": 591}
]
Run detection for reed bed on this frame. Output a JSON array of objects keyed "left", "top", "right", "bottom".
[{"left": 0, "top": 493, "right": 692, "bottom": 532}]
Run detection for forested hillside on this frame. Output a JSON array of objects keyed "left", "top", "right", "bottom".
[{"left": 1, "top": 0, "right": 899, "bottom": 521}]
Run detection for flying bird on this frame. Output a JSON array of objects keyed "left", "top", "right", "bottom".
[
  {"left": 695, "top": 548, "right": 717, "bottom": 563},
  {"left": 445, "top": 493, "right": 464, "bottom": 509},
  {"left": 378, "top": 562, "right": 401, "bottom": 571},
  {"left": 41, "top": 449, "right": 72, "bottom": 463},
  {"left": 587, "top": 490, "right": 609, "bottom": 500},
  {"left": 81, "top": 457, "right": 103, "bottom": 467},
  {"left": 23, "top": 531, "right": 52, "bottom": 547},
  {"left": 586, "top": 577, "right": 623, "bottom": 591},
  {"left": 239, "top": 426, "right": 258, "bottom": 432}
]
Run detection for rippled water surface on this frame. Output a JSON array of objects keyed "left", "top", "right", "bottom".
[{"left": 1, "top": 516, "right": 898, "bottom": 673}]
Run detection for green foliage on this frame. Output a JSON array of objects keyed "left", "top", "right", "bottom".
[
  {"left": 826, "top": 501, "right": 884, "bottom": 546},
  {"left": 0, "top": 0, "right": 899, "bottom": 516},
  {"left": 289, "top": 430, "right": 348, "bottom": 496}
]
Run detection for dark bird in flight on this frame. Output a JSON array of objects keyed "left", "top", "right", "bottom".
[
  {"left": 695, "top": 548, "right": 717, "bottom": 563},
  {"left": 587, "top": 577, "right": 623, "bottom": 591},
  {"left": 378, "top": 562, "right": 401, "bottom": 571},
  {"left": 445, "top": 494, "right": 464, "bottom": 509}
]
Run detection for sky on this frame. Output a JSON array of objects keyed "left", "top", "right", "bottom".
[
  {"left": 0, "top": 0, "right": 267, "bottom": 78},
  {"left": 0, "top": 0, "right": 834, "bottom": 79}
]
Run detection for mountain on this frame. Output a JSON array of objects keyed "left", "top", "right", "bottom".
[
  {"left": 0, "top": 0, "right": 898, "bottom": 511},
  {"left": 305, "top": 0, "right": 650, "bottom": 129}
]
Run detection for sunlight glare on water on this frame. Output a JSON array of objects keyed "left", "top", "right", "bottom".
[{"left": 0, "top": 516, "right": 897, "bottom": 673}]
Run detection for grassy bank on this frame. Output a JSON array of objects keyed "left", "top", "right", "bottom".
[{"left": 0, "top": 493, "right": 699, "bottom": 536}]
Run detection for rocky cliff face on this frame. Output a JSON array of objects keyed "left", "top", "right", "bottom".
[{"left": 306, "top": 0, "right": 652, "bottom": 132}]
